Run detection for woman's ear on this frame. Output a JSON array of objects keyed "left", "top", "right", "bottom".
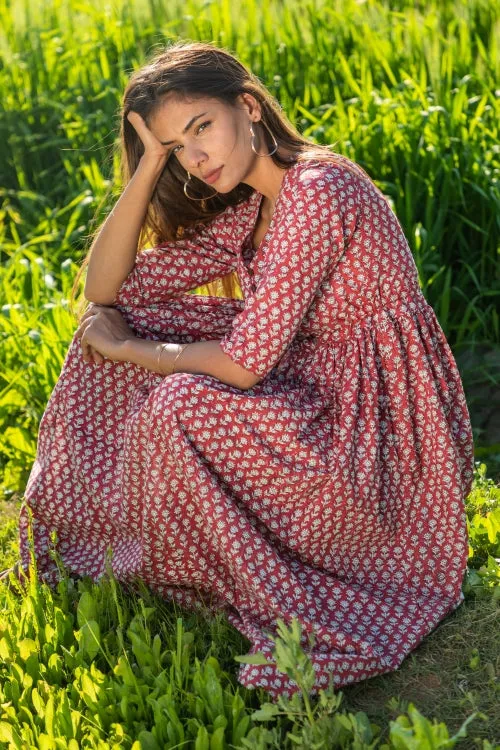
[{"left": 237, "top": 92, "right": 261, "bottom": 120}]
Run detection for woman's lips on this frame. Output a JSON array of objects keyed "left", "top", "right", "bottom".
[{"left": 205, "top": 166, "right": 223, "bottom": 184}]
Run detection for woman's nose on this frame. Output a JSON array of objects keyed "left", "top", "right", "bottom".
[{"left": 186, "top": 149, "right": 207, "bottom": 173}]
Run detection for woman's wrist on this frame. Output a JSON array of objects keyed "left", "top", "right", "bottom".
[
  {"left": 156, "top": 342, "right": 189, "bottom": 375},
  {"left": 138, "top": 153, "right": 168, "bottom": 176},
  {"left": 119, "top": 337, "right": 187, "bottom": 375}
]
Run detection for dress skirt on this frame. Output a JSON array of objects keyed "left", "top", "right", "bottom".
[{"left": 19, "top": 283, "right": 474, "bottom": 699}]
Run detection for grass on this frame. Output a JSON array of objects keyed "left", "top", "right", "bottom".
[{"left": 342, "top": 596, "right": 500, "bottom": 747}]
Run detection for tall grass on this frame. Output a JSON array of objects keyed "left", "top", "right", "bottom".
[{"left": 1, "top": 0, "right": 499, "bottom": 342}]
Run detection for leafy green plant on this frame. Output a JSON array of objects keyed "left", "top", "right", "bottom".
[
  {"left": 463, "top": 462, "right": 500, "bottom": 599},
  {"left": 381, "top": 701, "right": 481, "bottom": 750},
  {"left": 466, "top": 463, "right": 500, "bottom": 564},
  {"left": 235, "top": 617, "right": 482, "bottom": 749}
]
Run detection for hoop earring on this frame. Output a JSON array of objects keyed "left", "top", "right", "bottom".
[
  {"left": 183, "top": 171, "right": 219, "bottom": 201},
  {"left": 250, "top": 120, "right": 278, "bottom": 157}
]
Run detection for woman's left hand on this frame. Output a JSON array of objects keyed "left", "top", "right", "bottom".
[{"left": 75, "top": 303, "right": 137, "bottom": 364}]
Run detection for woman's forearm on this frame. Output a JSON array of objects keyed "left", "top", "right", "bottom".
[
  {"left": 84, "top": 155, "right": 167, "bottom": 304},
  {"left": 117, "top": 338, "right": 259, "bottom": 391}
]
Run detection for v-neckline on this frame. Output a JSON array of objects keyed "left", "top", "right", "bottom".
[{"left": 244, "top": 162, "right": 297, "bottom": 263}]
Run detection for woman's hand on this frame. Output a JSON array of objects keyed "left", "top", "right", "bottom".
[
  {"left": 126, "top": 110, "right": 170, "bottom": 163},
  {"left": 75, "top": 303, "right": 137, "bottom": 364}
]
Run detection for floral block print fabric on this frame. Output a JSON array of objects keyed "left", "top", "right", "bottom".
[{"left": 19, "top": 157, "right": 475, "bottom": 699}]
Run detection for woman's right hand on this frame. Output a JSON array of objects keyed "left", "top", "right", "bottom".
[
  {"left": 78, "top": 302, "right": 106, "bottom": 365},
  {"left": 126, "top": 111, "right": 170, "bottom": 162}
]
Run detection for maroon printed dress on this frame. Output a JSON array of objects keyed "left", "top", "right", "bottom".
[{"left": 19, "top": 156, "right": 474, "bottom": 698}]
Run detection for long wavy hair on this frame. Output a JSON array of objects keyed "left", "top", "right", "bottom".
[{"left": 71, "top": 39, "right": 371, "bottom": 311}]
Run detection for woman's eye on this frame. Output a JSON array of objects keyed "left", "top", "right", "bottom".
[
  {"left": 197, "top": 120, "right": 211, "bottom": 134},
  {"left": 172, "top": 121, "right": 211, "bottom": 155}
]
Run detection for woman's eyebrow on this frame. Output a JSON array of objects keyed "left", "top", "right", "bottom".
[{"left": 160, "top": 112, "right": 208, "bottom": 145}]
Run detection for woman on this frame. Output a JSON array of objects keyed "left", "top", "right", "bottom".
[{"left": 3, "top": 41, "right": 474, "bottom": 698}]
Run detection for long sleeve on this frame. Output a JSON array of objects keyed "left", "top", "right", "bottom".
[
  {"left": 218, "top": 166, "right": 360, "bottom": 379},
  {"left": 112, "top": 206, "right": 239, "bottom": 307}
]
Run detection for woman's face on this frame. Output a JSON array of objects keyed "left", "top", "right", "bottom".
[{"left": 147, "top": 92, "right": 259, "bottom": 192}]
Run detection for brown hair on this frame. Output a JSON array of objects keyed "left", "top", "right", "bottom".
[{"left": 71, "top": 39, "right": 368, "bottom": 311}]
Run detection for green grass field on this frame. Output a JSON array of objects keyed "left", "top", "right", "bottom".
[{"left": 1, "top": 0, "right": 499, "bottom": 746}]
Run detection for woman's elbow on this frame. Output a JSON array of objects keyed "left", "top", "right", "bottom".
[{"left": 83, "top": 283, "right": 118, "bottom": 306}]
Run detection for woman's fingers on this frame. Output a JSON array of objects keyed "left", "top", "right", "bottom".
[
  {"left": 75, "top": 316, "right": 92, "bottom": 341},
  {"left": 90, "top": 345, "right": 105, "bottom": 364},
  {"left": 81, "top": 344, "right": 92, "bottom": 364},
  {"left": 81, "top": 339, "right": 104, "bottom": 365},
  {"left": 76, "top": 303, "right": 99, "bottom": 337},
  {"left": 77, "top": 313, "right": 100, "bottom": 364},
  {"left": 76, "top": 303, "right": 108, "bottom": 338},
  {"left": 76, "top": 303, "right": 134, "bottom": 364},
  {"left": 77, "top": 304, "right": 117, "bottom": 364},
  {"left": 126, "top": 111, "right": 169, "bottom": 161}
]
